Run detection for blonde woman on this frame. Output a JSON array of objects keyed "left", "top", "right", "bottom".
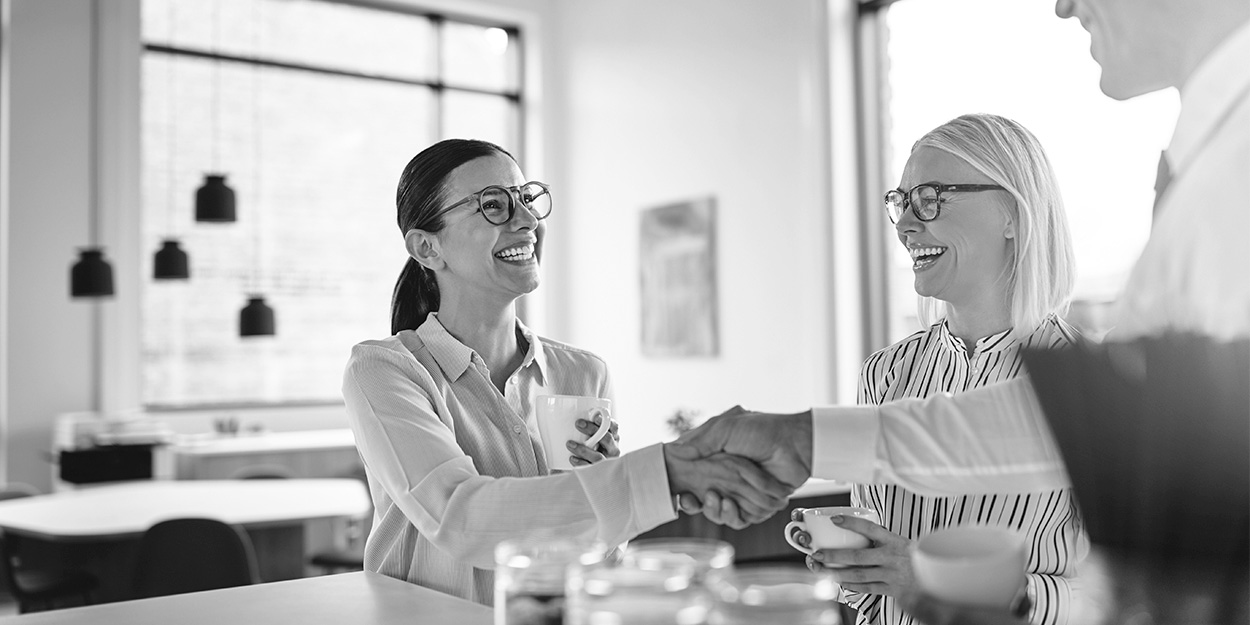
[{"left": 797, "top": 114, "right": 1088, "bottom": 625}]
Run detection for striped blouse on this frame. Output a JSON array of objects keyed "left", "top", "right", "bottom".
[
  {"left": 342, "top": 313, "right": 675, "bottom": 605},
  {"left": 847, "top": 316, "right": 1089, "bottom": 625}
]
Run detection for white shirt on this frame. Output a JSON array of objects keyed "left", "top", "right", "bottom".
[
  {"left": 342, "top": 314, "right": 675, "bottom": 605},
  {"left": 846, "top": 318, "right": 1087, "bottom": 625},
  {"left": 810, "top": 21, "right": 1250, "bottom": 493},
  {"left": 1114, "top": 21, "right": 1250, "bottom": 341}
]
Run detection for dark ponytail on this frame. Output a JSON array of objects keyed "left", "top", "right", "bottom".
[{"left": 390, "top": 139, "right": 515, "bottom": 335}]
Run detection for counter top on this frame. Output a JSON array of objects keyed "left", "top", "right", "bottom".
[
  {"left": 0, "top": 571, "right": 491, "bottom": 624},
  {"left": 0, "top": 479, "right": 369, "bottom": 541},
  {"left": 172, "top": 429, "right": 357, "bottom": 456}
]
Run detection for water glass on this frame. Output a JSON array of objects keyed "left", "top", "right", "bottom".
[
  {"left": 495, "top": 538, "right": 606, "bottom": 625},
  {"left": 566, "top": 558, "right": 708, "bottom": 625},
  {"left": 706, "top": 565, "right": 841, "bottom": 625},
  {"left": 622, "top": 538, "right": 734, "bottom": 585}
]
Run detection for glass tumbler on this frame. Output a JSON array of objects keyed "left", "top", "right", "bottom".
[
  {"left": 622, "top": 538, "right": 734, "bottom": 585},
  {"left": 706, "top": 565, "right": 841, "bottom": 625},
  {"left": 566, "top": 558, "right": 708, "bottom": 625},
  {"left": 495, "top": 538, "right": 606, "bottom": 625}
]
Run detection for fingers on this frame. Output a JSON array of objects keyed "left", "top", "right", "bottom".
[
  {"left": 566, "top": 440, "right": 605, "bottom": 466},
  {"left": 701, "top": 490, "right": 726, "bottom": 525},
  {"left": 574, "top": 416, "right": 620, "bottom": 459},
  {"left": 833, "top": 515, "right": 896, "bottom": 543},
  {"left": 672, "top": 414, "right": 728, "bottom": 457},
  {"left": 837, "top": 581, "right": 893, "bottom": 596},
  {"left": 676, "top": 492, "right": 703, "bottom": 514}
]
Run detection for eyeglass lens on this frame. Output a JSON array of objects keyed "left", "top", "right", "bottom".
[
  {"left": 479, "top": 183, "right": 552, "bottom": 225},
  {"left": 885, "top": 185, "right": 941, "bottom": 223}
]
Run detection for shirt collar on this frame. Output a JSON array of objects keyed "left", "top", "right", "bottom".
[
  {"left": 414, "top": 312, "right": 548, "bottom": 383},
  {"left": 1168, "top": 20, "right": 1250, "bottom": 176},
  {"left": 937, "top": 319, "right": 1015, "bottom": 356}
]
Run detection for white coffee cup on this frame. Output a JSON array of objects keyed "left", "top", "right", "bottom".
[
  {"left": 535, "top": 395, "right": 612, "bottom": 471},
  {"left": 911, "top": 526, "right": 1027, "bottom": 609},
  {"left": 783, "top": 506, "right": 882, "bottom": 560}
]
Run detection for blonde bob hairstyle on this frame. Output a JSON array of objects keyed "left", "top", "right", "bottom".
[{"left": 911, "top": 113, "right": 1075, "bottom": 340}]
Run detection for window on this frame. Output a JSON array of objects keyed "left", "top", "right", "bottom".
[
  {"left": 139, "top": 0, "right": 523, "bottom": 407},
  {"left": 865, "top": 0, "right": 1179, "bottom": 343}
]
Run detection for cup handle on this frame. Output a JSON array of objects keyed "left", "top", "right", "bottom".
[
  {"left": 784, "top": 520, "right": 813, "bottom": 555},
  {"left": 583, "top": 408, "right": 612, "bottom": 449}
]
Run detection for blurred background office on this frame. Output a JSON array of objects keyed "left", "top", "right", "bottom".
[{"left": 0, "top": 0, "right": 1175, "bottom": 502}]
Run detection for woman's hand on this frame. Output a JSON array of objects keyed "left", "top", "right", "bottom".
[
  {"left": 807, "top": 515, "right": 917, "bottom": 598},
  {"left": 567, "top": 414, "right": 620, "bottom": 466}
]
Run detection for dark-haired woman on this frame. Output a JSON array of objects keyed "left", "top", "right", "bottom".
[{"left": 342, "top": 139, "right": 789, "bottom": 604}]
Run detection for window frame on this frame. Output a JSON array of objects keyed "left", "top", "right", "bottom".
[{"left": 97, "top": 0, "right": 544, "bottom": 415}]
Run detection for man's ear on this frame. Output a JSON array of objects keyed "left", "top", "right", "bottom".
[{"left": 405, "top": 229, "right": 444, "bottom": 271}]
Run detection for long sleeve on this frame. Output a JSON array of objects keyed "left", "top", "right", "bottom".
[
  {"left": 343, "top": 342, "right": 676, "bottom": 572},
  {"left": 1026, "top": 572, "right": 1074, "bottom": 625},
  {"left": 812, "top": 376, "right": 1071, "bottom": 496}
]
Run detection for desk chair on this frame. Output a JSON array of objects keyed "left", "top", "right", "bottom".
[
  {"left": 0, "top": 486, "right": 98, "bottom": 613},
  {"left": 132, "top": 518, "right": 260, "bottom": 599}
]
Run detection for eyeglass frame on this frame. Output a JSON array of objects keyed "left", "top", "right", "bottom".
[
  {"left": 884, "top": 182, "right": 1005, "bottom": 223},
  {"left": 431, "top": 181, "right": 552, "bottom": 226}
]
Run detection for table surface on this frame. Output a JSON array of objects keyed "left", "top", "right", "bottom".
[
  {"left": 0, "top": 479, "right": 370, "bottom": 542},
  {"left": 0, "top": 571, "right": 491, "bottom": 625}
]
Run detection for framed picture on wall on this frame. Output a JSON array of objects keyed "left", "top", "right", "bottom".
[{"left": 639, "top": 197, "right": 719, "bottom": 358}]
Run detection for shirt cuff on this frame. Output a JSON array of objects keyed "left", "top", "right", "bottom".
[
  {"left": 810, "top": 405, "right": 880, "bottom": 482},
  {"left": 628, "top": 443, "right": 679, "bottom": 529}
]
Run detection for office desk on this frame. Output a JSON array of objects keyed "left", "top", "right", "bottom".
[
  {"left": 0, "top": 480, "right": 370, "bottom": 602},
  {"left": 0, "top": 571, "right": 491, "bottom": 625}
]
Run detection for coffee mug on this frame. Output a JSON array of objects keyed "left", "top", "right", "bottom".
[
  {"left": 784, "top": 507, "right": 882, "bottom": 560},
  {"left": 535, "top": 395, "right": 612, "bottom": 471},
  {"left": 911, "top": 526, "right": 1027, "bottom": 609}
]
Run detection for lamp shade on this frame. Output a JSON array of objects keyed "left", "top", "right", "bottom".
[
  {"left": 239, "top": 295, "right": 276, "bottom": 337},
  {"left": 153, "top": 239, "right": 191, "bottom": 280},
  {"left": 195, "top": 174, "right": 236, "bottom": 222},
  {"left": 70, "top": 248, "right": 115, "bottom": 298}
]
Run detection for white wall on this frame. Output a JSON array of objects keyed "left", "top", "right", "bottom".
[
  {"left": 5, "top": 0, "right": 97, "bottom": 491},
  {"left": 543, "top": 0, "right": 839, "bottom": 449}
]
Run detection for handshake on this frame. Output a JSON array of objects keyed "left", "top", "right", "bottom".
[{"left": 660, "top": 406, "right": 815, "bottom": 529}]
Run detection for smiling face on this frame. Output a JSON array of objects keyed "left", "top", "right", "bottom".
[
  {"left": 419, "top": 153, "right": 545, "bottom": 307},
  {"left": 895, "top": 147, "right": 1015, "bottom": 311},
  {"left": 1055, "top": 0, "right": 1174, "bottom": 99}
]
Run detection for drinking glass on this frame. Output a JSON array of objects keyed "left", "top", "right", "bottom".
[
  {"left": 622, "top": 538, "right": 734, "bottom": 585},
  {"left": 566, "top": 558, "right": 707, "bottom": 625},
  {"left": 706, "top": 565, "right": 841, "bottom": 625},
  {"left": 495, "top": 538, "right": 606, "bottom": 625}
]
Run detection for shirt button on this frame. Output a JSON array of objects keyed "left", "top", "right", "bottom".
[
  {"left": 513, "top": 425, "right": 523, "bottom": 434},
  {"left": 509, "top": 378, "right": 517, "bottom": 384}
]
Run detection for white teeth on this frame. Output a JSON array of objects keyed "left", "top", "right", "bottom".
[
  {"left": 908, "top": 246, "right": 947, "bottom": 260},
  {"left": 495, "top": 243, "right": 535, "bottom": 261}
]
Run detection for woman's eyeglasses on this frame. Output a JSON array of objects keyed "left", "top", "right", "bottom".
[
  {"left": 435, "top": 181, "right": 552, "bottom": 226},
  {"left": 884, "top": 182, "right": 1005, "bottom": 223}
]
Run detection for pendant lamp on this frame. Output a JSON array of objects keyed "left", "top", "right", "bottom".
[
  {"left": 71, "top": 2, "right": 114, "bottom": 299},
  {"left": 71, "top": 248, "right": 115, "bottom": 298},
  {"left": 153, "top": 1, "right": 191, "bottom": 279},
  {"left": 238, "top": 12, "right": 274, "bottom": 338},
  {"left": 195, "top": 2, "right": 236, "bottom": 223},
  {"left": 239, "top": 296, "right": 276, "bottom": 336},
  {"left": 153, "top": 240, "right": 190, "bottom": 279}
]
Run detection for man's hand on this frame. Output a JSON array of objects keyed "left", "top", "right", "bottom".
[
  {"left": 662, "top": 444, "right": 792, "bottom": 530},
  {"left": 671, "top": 406, "right": 814, "bottom": 488},
  {"left": 807, "top": 515, "right": 915, "bottom": 597}
]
